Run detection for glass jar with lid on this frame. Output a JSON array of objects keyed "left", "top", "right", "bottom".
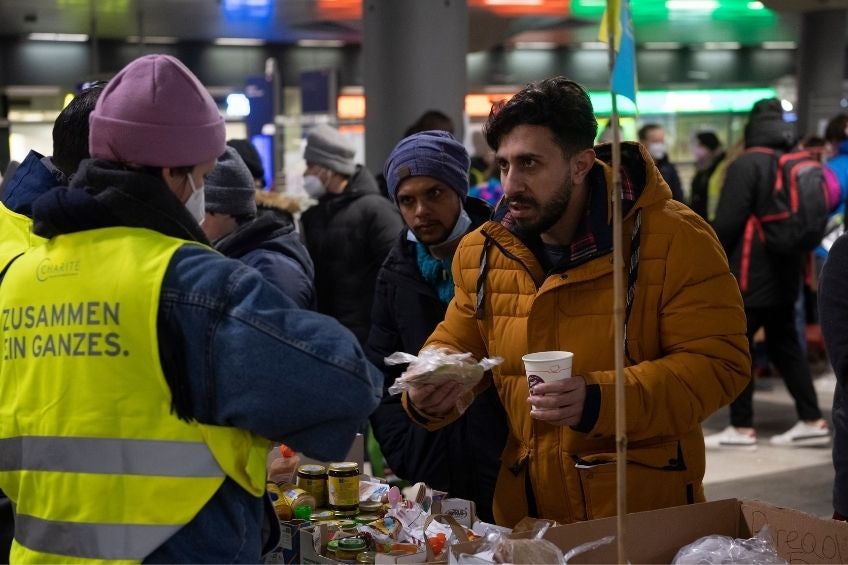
[
  {"left": 335, "top": 537, "right": 367, "bottom": 561},
  {"left": 327, "top": 462, "right": 360, "bottom": 514},
  {"left": 297, "top": 464, "right": 328, "bottom": 507}
]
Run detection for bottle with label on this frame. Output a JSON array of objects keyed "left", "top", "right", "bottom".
[{"left": 327, "top": 462, "right": 360, "bottom": 515}]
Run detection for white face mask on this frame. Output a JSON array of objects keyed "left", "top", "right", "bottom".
[
  {"left": 303, "top": 174, "right": 326, "bottom": 199},
  {"left": 648, "top": 142, "right": 666, "bottom": 161},
  {"left": 185, "top": 173, "right": 206, "bottom": 226}
]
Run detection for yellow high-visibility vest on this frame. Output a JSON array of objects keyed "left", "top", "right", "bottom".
[
  {"left": 0, "top": 202, "right": 45, "bottom": 271},
  {"left": 0, "top": 227, "right": 269, "bottom": 564}
]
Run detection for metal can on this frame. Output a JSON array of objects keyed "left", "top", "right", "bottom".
[
  {"left": 297, "top": 464, "right": 328, "bottom": 507},
  {"left": 327, "top": 462, "right": 360, "bottom": 513}
]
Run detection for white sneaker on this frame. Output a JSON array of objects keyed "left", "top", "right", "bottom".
[
  {"left": 769, "top": 421, "right": 831, "bottom": 447},
  {"left": 704, "top": 426, "right": 758, "bottom": 451}
]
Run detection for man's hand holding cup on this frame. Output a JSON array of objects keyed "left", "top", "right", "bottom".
[{"left": 523, "top": 351, "right": 586, "bottom": 427}]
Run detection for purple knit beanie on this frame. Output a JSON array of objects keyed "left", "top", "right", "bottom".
[
  {"left": 384, "top": 130, "right": 470, "bottom": 203},
  {"left": 89, "top": 54, "right": 225, "bottom": 167}
]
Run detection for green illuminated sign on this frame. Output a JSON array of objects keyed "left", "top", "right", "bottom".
[
  {"left": 588, "top": 88, "right": 778, "bottom": 115},
  {"left": 571, "top": 0, "right": 775, "bottom": 21}
]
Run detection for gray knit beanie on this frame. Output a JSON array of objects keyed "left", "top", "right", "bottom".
[
  {"left": 303, "top": 124, "right": 356, "bottom": 176},
  {"left": 204, "top": 147, "right": 257, "bottom": 216}
]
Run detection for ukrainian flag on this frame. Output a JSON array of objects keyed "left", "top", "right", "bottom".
[{"left": 599, "top": 0, "right": 637, "bottom": 105}]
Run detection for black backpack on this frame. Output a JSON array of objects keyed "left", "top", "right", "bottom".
[{"left": 746, "top": 147, "right": 830, "bottom": 255}]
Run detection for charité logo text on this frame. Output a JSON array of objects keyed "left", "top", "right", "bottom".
[{"left": 36, "top": 258, "right": 80, "bottom": 282}]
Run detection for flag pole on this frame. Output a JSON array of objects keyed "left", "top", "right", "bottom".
[{"left": 605, "top": 1, "right": 627, "bottom": 562}]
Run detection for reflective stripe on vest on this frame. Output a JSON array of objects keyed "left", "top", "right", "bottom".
[
  {"left": 0, "top": 202, "right": 44, "bottom": 271},
  {"left": 0, "top": 436, "right": 222, "bottom": 476},
  {"left": 16, "top": 514, "right": 180, "bottom": 561},
  {"left": 0, "top": 227, "right": 268, "bottom": 563}
]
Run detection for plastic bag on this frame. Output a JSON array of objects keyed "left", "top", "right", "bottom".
[
  {"left": 672, "top": 525, "right": 786, "bottom": 564},
  {"left": 386, "top": 347, "right": 503, "bottom": 399},
  {"left": 457, "top": 519, "right": 565, "bottom": 564}
]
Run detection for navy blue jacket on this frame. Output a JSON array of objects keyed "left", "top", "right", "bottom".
[
  {"left": 17, "top": 159, "right": 383, "bottom": 563},
  {"left": 365, "top": 197, "right": 507, "bottom": 523},
  {"left": 1, "top": 150, "right": 65, "bottom": 215},
  {"left": 214, "top": 212, "right": 316, "bottom": 310}
]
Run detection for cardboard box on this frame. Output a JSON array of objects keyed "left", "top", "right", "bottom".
[
  {"left": 449, "top": 499, "right": 848, "bottom": 564},
  {"left": 298, "top": 520, "right": 431, "bottom": 564},
  {"left": 264, "top": 519, "right": 312, "bottom": 564},
  {"left": 432, "top": 499, "right": 477, "bottom": 528},
  {"left": 374, "top": 548, "right": 428, "bottom": 564},
  {"left": 299, "top": 524, "right": 336, "bottom": 565}
]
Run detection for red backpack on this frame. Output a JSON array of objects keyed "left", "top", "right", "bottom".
[{"left": 738, "top": 147, "right": 829, "bottom": 292}]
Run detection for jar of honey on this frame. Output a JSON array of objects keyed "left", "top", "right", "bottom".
[
  {"left": 297, "top": 464, "right": 328, "bottom": 507},
  {"left": 327, "top": 462, "right": 359, "bottom": 514}
]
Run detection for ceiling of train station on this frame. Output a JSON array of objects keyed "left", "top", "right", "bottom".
[{"left": 0, "top": 0, "right": 846, "bottom": 52}]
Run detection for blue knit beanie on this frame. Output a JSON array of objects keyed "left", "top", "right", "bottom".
[{"left": 384, "top": 130, "right": 470, "bottom": 203}]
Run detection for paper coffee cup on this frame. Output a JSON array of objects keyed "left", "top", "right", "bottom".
[{"left": 522, "top": 351, "right": 574, "bottom": 390}]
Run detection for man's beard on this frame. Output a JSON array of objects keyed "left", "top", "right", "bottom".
[{"left": 509, "top": 176, "right": 572, "bottom": 236}]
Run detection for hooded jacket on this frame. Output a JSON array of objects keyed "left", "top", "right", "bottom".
[
  {"left": 0, "top": 150, "right": 66, "bottom": 216},
  {"left": 300, "top": 164, "right": 404, "bottom": 344},
  {"left": 406, "top": 142, "right": 750, "bottom": 527},
  {"left": 712, "top": 102, "right": 800, "bottom": 308},
  {"left": 366, "top": 197, "right": 507, "bottom": 523},
  {"left": 12, "top": 159, "right": 382, "bottom": 563},
  {"left": 215, "top": 213, "right": 316, "bottom": 310}
]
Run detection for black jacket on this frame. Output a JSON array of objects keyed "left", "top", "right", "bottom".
[
  {"left": 820, "top": 233, "right": 848, "bottom": 516},
  {"left": 215, "top": 213, "right": 316, "bottom": 310},
  {"left": 365, "top": 197, "right": 507, "bottom": 523},
  {"left": 712, "top": 111, "right": 801, "bottom": 308},
  {"left": 300, "top": 165, "right": 403, "bottom": 344},
  {"left": 655, "top": 157, "right": 683, "bottom": 202},
  {"left": 689, "top": 150, "right": 726, "bottom": 220}
]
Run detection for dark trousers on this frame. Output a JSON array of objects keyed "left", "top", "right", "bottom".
[
  {"left": 0, "top": 490, "right": 11, "bottom": 563},
  {"left": 730, "top": 305, "right": 823, "bottom": 428}
]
